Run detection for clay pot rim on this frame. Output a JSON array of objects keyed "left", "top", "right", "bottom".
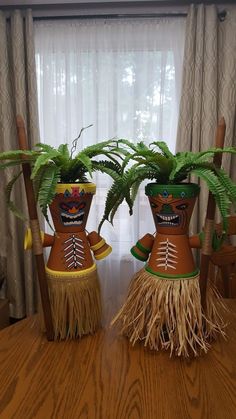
[
  {"left": 145, "top": 182, "right": 200, "bottom": 198},
  {"left": 55, "top": 182, "right": 96, "bottom": 195}
]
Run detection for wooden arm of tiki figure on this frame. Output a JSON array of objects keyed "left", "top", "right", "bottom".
[
  {"left": 87, "top": 231, "right": 112, "bottom": 260},
  {"left": 130, "top": 233, "right": 155, "bottom": 261},
  {"left": 24, "top": 229, "right": 55, "bottom": 250}
]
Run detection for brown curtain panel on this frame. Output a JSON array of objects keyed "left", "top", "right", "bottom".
[
  {"left": 176, "top": 4, "right": 236, "bottom": 234},
  {"left": 0, "top": 9, "right": 40, "bottom": 318}
]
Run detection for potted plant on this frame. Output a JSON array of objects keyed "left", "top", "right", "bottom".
[
  {"left": 0, "top": 123, "right": 123, "bottom": 340},
  {"left": 100, "top": 128, "right": 236, "bottom": 356}
]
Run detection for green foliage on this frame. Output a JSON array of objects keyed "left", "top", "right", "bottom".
[
  {"left": 0, "top": 129, "right": 125, "bottom": 225},
  {"left": 2, "top": 128, "right": 236, "bottom": 235},
  {"left": 99, "top": 139, "right": 236, "bottom": 232},
  {"left": 5, "top": 171, "right": 27, "bottom": 221},
  {"left": 37, "top": 165, "right": 61, "bottom": 225}
]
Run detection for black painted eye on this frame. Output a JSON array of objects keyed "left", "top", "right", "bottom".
[
  {"left": 150, "top": 202, "right": 158, "bottom": 208},
  {"left": 176, "top": 203, "right": 188, "bottom": 210}
]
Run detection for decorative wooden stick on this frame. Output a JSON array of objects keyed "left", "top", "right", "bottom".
[
  {"left": 16, "top": 115, "right": 54, "bottom": 341},
  {"left": 199, "top": 117, "right": 226, "bottom": 308}
]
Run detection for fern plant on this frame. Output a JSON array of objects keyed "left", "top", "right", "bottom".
[
  {"left": 0, "top": 129, "right": 124, "bottom": 225},
  {"left": 98, "top": 139, "right": 236, "bottom": 232}
]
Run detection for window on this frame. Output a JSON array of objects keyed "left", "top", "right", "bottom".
[{"left": 35, "top": 17, "right": 186, "bottom": 305}]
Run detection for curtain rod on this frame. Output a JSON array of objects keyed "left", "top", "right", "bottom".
[
  {"left": 33, "top": 10, "right": 226, "bottom": 21},
  {"left": 34, "top": 13, "right": 187, "bottom": 20}
]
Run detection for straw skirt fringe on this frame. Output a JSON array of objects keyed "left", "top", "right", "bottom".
[
  {"left": 46, "top": 268, "right": 102, "bottom": 340},
  {"left": 111, "top": 269, "right": 226, "bottom": 357}
]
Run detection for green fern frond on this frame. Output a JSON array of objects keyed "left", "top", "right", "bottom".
[
  {"left": 57, "top": 144, "right": 70, "bottom": 159},
  {"left": 192, "top": 167, "right": 230, "bottom": 229},
  {"left": 35, "top": 143, "right": 57, "bottom": 153},
  {"left": 130, "top": 168, "right": 156, "bottom": 206},
  {"left": 171, "top": 147, "right": 236, "bottom": 181},
  {"left": 172, "top": 161, "right": 215, "bottom": 183},
  {"left": 5, "top": 172, "right": 26, "bottom": 220},
  {"left": 109, "top": 195, "right": 127, "bottom": 225},
  {"left": 107, "top": 140, "right": 131, "bottom": 155},
  {"left": 38, "top": 165, "right": 60, "bottom": 227},
  {"left": 100, "top": 151, "right": 124, "bottom": 165},
  {"left": 169, "top": 153, "right": 194, "bottom": 181},
  {"left": 0, "top": 150, "right": 37, "bottom": 160},
  {"left": 81, "top": 140, "right": 114, "bottom": 158},
  {"left": 116, "top": 139, "right": 138, "bottom": 152},
  {"left": 0, "top": 158, "right": 35, "bottom": 170},
  {"left": 33, "top": 165, "right": 48, "bottom": 201},
  {"left": 98, "top": 180, "right": 123, "bottom": 232},
  {"left": 135, "top": 141, "right": 150, "bottom": 152},
  {"left": 76, "top": 152, "right": 93, "bottom": 177},
  {"left": 31, "top": 150, "right": 60, "bottom": 179},
  {"left": 194, "top": 147, "right": 236, "bottom": 163},
  {"left": 97, "top": 168, "right": 137, "bottom": 231},
  {"left": 215, "top": 168, "right": 236, "bottom": 208},
  {"left": 120, "top": 153, "right": 135, "bottom": 173},
  {"left": 150, "top": 141, "right": 175, "bottom": 159},
  {"left": 92, "top": 161, "right": 122, "bottom": 180}
]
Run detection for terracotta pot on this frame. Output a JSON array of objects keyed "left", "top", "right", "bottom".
[
  {"left": 47, "top": 183, "right": 96, "bottom": 272},
  {"left": 112, "top": 182, "right": 225, "bottom": 356},
  {"left": 145, "top": 183, "right": 200, "bottom": 235},
  {"left": 145, "top": 183, "right": 200, "bottom": 277},
  {"left": 45, "top": 183, "right": 112, "bottom": 339},
  {"left": 49, "top": 182, "right": 96, "bottom": 233}
]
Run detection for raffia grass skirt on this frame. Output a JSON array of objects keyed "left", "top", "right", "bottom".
[
  {"left": 111, "top": 269, "right": 226, "bottom": 357},
  {"left": 44, "top": 267, "right": 102, "bottom": 340}
]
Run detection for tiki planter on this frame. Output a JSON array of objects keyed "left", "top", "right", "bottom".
[
  {"left": 100, "top": 120, "right": 236, "bottom": 356},
  {"left": 25, "top": 182, "right": 111, "bottom": 339},
  {"left": 112, "top": 183, "right": 225, "bottom": 356}
]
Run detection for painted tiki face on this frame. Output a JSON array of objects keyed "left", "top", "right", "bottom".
[
  {"left": 145, "top": 183, "right": 200, "bottom": 235},
  {"left": 49, "top": 183, "right": 96, "bottom": 233}
]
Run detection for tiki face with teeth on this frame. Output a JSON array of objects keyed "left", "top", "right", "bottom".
[
  {"left": 59, "top": 201, "right": 86, "bottom": 226},
  {"left": 145, "top": 183, "right": 200, "bottom": 235},
  {"left": 49, "top": 183, "right": 96, "bottom": 233}
]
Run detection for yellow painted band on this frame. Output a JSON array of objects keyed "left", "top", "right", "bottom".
[
  {"left": 90, "top": 238, "right": 105, "bottom": 251},
  {"left": 45, "top": 263, "right": 96, "bottom": 277},
  {"left": 24, "top": 229, "right": 44, "bottom": 250},
  {"left": 94, "top": 246, "right": 112, "bottom": 260},
  {"left": 24, "top": 228, "right": 32, "bottom": 250},
  {"left": 55, "top": 183, "right": 96, "bottom": 194}
]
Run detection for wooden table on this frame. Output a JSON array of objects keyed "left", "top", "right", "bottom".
[{"left": 0, "top": 301, "right": 236, "bottom": 419}]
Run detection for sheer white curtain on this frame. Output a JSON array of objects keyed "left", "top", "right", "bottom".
[{"left": 34, "top": 18, "right": 186, "bottom": 312}]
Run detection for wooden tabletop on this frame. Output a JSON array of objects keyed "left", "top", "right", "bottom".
[{"left": 0, "top": 300, "right": 236, "bottom": 419}]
